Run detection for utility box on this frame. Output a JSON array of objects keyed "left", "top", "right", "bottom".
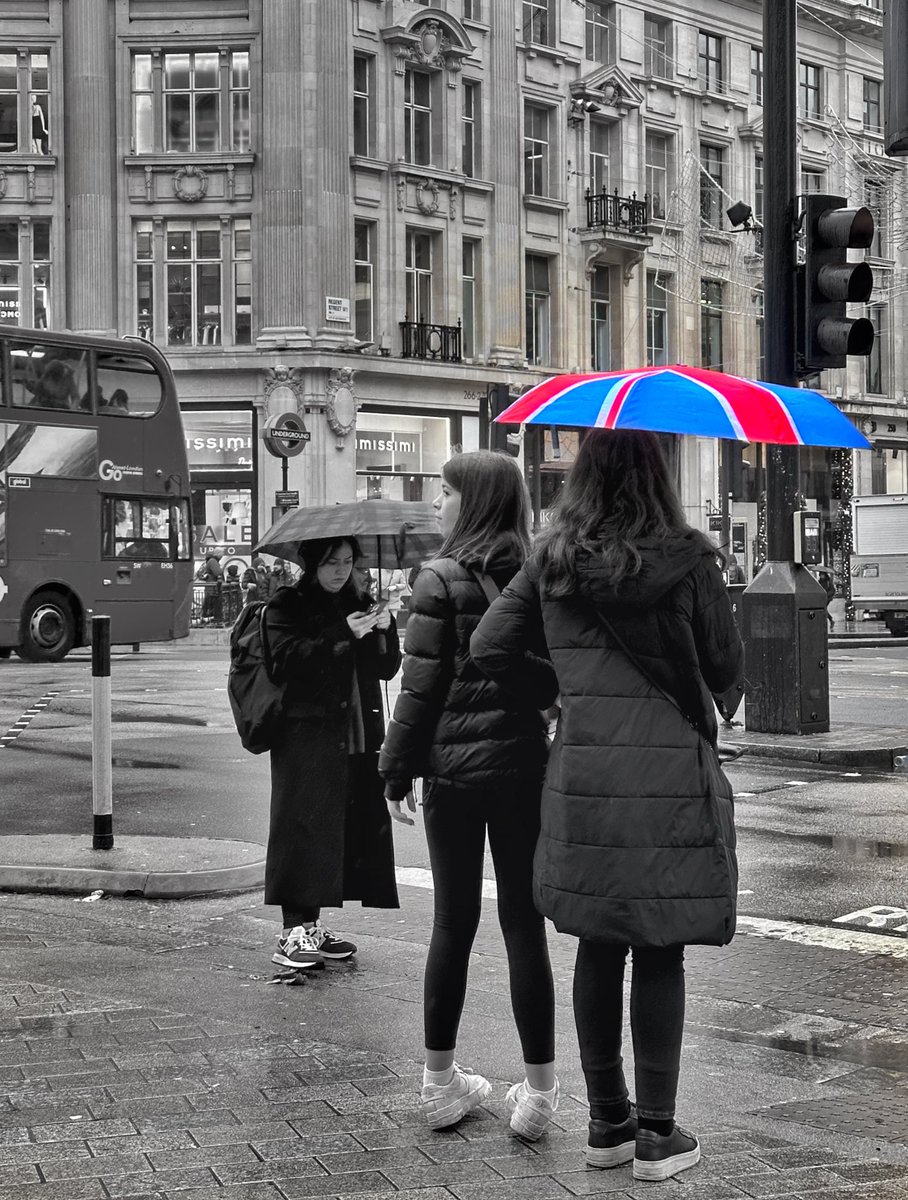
[{"left": 742, "top": 562, "right": 829, "bottom": 734}]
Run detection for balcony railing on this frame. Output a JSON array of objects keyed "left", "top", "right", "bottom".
[
  {"left": 585, "top": 189, "right": 649, "bottom": 235},
  {"left": 400, "top": 318, "right": 462, "bottom": 363}
]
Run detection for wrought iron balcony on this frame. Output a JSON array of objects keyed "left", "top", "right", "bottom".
[
  {"left": 585, "top": 189, "right": 649, "bottom": 235},
  {"left": 400, "top": 317, "right": 462, "bottom": 363}
]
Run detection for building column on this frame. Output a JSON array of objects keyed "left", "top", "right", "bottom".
[
  {"left": 257, "top": 0, "right": 311, "bottom": 347},
  {"left": 63, "top": 0, "right": 114, "bottom": 334},
  {"left": 489, "top": 0, "right": 524, "bottom": 366},
  {"left": 309, "top": 0, "right": 354, "bottom": 346}
]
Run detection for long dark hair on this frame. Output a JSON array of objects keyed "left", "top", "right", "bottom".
[
  {"left": 536, "top": 429, "right": 714, "bottom": 596},
  {"left": 297, "top": 536, "right": 369, "bottom": 604},
  {"left": 435, "top": 450, "right": 532, "bottom": 571}
]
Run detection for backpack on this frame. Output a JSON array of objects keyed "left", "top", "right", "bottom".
[{"left": 227, "top": 601, "right": 284, "bottom": 754}]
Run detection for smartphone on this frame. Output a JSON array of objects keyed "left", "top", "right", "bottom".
[{"left": 367, "top": 598, "right": 389, "bottom": 615}]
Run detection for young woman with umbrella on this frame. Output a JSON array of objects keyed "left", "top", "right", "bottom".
[
  {"left": 263, "top": 535, "right": 402, "bottom": 972},
  {"left": 379, "top": 451, "right": 559, "bottom": 1139},
  {"left": 470, "top": 430, "right": 744, "bottom": 1182}
]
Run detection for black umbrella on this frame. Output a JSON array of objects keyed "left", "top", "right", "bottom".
[{"left": 255, "top": 499, "right": 442, "bottom": 572}]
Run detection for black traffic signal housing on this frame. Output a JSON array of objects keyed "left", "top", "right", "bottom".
[
  {"left": 487, "top": 383, "right": 519, "bottom": 455},
  {"left": 798, "top": 194, "right": 874, "bottom": 374}
]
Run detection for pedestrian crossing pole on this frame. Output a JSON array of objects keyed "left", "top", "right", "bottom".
[{"left": 91, "top": 615, "right": 114, "bottom": 849}]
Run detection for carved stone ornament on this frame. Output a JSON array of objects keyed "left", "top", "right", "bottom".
[
  {"left": 263, "top": 365, "right": 304, "bottom": 419},
  {"left": 410, "top": 20, "right": 449, "bottom": 69},
  {"left": 326, "top": 367, "right": 358, "bottom": 450},
  {"left": 396, "top": 176, "right": 407, "bottom": 211},
  {"left": 0, "top": 169, "right": 7, "bottom": 201},
  {"left": 416, "top": 178, "right": 440, "bottom": 215},
  {"left": 583, "top": 242, "right": 604, "bottom": 279},
  {"left": 172, "top": 164, "right": 209, "bottom": 203}
]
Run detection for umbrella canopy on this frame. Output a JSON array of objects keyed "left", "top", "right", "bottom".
[
  {"left": 496, "top": 365, "right": 871, "bottom": 449},
  {"left": 255, "top": 499, "right": 442, "bottom": 571}
]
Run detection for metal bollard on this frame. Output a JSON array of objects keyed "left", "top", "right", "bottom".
[{"left": 91, "top": 615, "right": 114, "bottom": 849}]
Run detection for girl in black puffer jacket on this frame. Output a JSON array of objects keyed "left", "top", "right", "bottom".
[{"left": 379, "top": 451, "right": 559, "bottom": 1140}]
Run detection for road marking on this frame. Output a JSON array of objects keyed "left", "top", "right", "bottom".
[
  {"left": 394, "top": 870, "right": 908, "bottom": 958},
  {"left": 833, "top": 905, "right": 908, "bottom": 933},
  {"left": 0, "top": 691, "right": 61, "bottom": 749}
]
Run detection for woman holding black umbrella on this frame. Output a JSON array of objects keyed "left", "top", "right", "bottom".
[{"left": 264, "top": 536, "right": 401, "bottom": 972}]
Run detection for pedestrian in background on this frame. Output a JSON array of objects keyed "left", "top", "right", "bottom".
[
  {"left": 270, "top": 557, "right": 294, "bottom": 592},
  {"left": 379, "top": 451, "right": 558, "bottom": 1139},
  {"left": 264, "top": 536, "right": 401, "bottom": 971},
  {"left": 471, "top": 429, "right": 744, "bottom": 1183}
]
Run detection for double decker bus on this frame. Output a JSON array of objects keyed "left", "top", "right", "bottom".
[{"left": 0, "top": 327, "right": 193, "bottom": 661}]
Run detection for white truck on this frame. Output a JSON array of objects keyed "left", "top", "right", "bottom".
[{"left": 850, "top": 494, "right": 908, "bottom": 637}]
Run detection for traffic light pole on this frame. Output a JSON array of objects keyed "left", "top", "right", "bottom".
[{"left": 741, "top": 0, "right": 830, "bottom": 734}]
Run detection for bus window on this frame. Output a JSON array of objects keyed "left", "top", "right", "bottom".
[
  {"left": 1, "top": 421, "right": 97, "bottom": 477},
  {"left": 103, "top": 496, "right": 191, "bottom": 560},
  {"left": 95, "top": 351, "right": 162, "bottom": 417},
  {"left": 0, "top": 478, "right": 6, "bottom": 565},
  {"left": 7, "top": 342, "right": 89, "bottom": 411}
]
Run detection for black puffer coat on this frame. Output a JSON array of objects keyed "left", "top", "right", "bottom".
[
  {"left": 378, "top": 557, "right": 554, "bottom": 800},
  {"left": 470, "top": 535, "right": 744, "bottom": 948}
]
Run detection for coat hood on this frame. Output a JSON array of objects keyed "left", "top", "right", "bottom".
[{"left": 576, "top": 533, "right": 714, "bottom": 609}]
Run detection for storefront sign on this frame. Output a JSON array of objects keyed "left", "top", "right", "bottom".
[
  {"left": 325, "top": 296, "right": 350, "bottom": 322},
  {"left": 181, "top": 409, "right": 254, "bottom": 473}
]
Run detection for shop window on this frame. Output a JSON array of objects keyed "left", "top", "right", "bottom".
[
  {"left": 0, "top": 50, "right": 49, "bottom": 154},
  {"left": 132, "top": 48, "right": 250, "bottom": 154},
  {"left": 0, "top": 219, "right": 51, "bottom": 328}
]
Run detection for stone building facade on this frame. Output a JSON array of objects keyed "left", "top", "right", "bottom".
[{"left": 2, "top": 0, "right": 904, "bottom": 576}]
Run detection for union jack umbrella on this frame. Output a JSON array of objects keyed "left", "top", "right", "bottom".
[{"left": 495, "top": 365, "right": 871, "bottom": 449}]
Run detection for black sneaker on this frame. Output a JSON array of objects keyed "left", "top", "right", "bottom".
[
  {"left": 311, "top": 920, "right": 356, "bottom": 959},
  {"left": 586, "top": 1103, "right": 637, "bottom": 1169},
  {"left": 633, "top": 1125, "right": 700, "bottom": 1182},
  {"left": 272, "top": 926, "right": 324, "bottom": 970}
]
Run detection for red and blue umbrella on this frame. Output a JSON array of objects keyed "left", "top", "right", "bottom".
[{"left": 496, "top": 365, "right": 871, "bottom": 449}]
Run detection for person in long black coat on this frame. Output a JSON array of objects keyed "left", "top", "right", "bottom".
[
  {"left": 265, "top": 536, "right": 401, "bottom": 971},
  {"left": 470, "top": 430, "right": 744, "bottom": 1185}
]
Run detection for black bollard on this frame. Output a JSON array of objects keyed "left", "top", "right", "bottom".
[{"left": 91, "top": 616, "right": 113, "bottom": 850}]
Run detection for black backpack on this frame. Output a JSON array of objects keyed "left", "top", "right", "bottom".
[{"left": 227, "top": 601, "right": 284, "bottom": 754}]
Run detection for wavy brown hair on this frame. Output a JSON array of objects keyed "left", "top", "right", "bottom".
[
  {"left": 435, "top": 450, "right": 532, "bottom": 572},
  {"left": 536, "top": 429, "right": 715, "bottom": 596}
]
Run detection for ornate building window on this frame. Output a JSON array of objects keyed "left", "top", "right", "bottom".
[
  {"left": 585, "top": 2, "right": 614, "bottom": 63},
  {"left": 589, "top": 119, "right": 610, "bottom": 195},
  {"left": 798, "top": 60, "right": 821, "bottom": 120},
  {"left": 700, "top": 279, "right": 724, "bottom": 369},
  {"left": 750, "top": 47, "right": 763, "bottom": 105},
  {"left": 354, "top": 221, "right": 374, "bottom": 344},
  {"left": 0, "top": 50, "right": 49, "bottom": 154},
  {"left": 405, "top": 230, "right": 433, "bottom": 322},
  {"left": 523, "top": 0, "right": 552, "bottom": 47},
  {"left": 646, "top": 272, "right": 669, "bottom": 366},
  {"left": 462, "top": 238, "right": 478, "bottom": 359},
  {"left": 590, "top": 266, "right": 610, "bottom": 371},
  {"left": 645, "top": 130, "right": 673, "bottom": 221},
  {"left": 353, "top": 53, "right": 375, "bottom": 156},
  {"left": 525, "top": 254, "right": 551, "bottom": 366},
  {"left": 134, "top": 217, "right": 251, "bottom": 347},
  {"left": 0, "top": 219, "right": 51, "bottom": 327},
  {"left": 863, "top": 77, "right": 882, "bottom": 133},
  {"left": 697, "top": 31, "right": 723, "bottom": 93},
  {"left": 644, "top": 16, "right": 671, "bottom": 79},
  {"left": 699, "top": 143, "right": 725, "bottom": 228},
  {"left": 462, "top": 80, "right": 479, "bottom": 178},
  {"left": 524, "top": 103, "right": 551, "bottom": 197},
  {"left": 132, "top": 49, "right": 250, "bottom": 154},
  {"left": 865, "top": 305, "right": 886, "bottom": 395},
  {"left": 404, "top": 68, "right": 432, "bottom": 166}
]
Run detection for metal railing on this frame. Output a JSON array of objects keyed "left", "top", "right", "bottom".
[
  {"left": 191, "top": 581, "right": 244, "bottom": 627},
  {"left": 400, "top": 318, "right": 462, "bottom": 362},
  {"left": 585, "top": 190, "right": 649, "bottom": 234}
]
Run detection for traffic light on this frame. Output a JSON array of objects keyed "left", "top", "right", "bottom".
[
  {"left": 798, "top": 194, "right": 874, "bottom": 373},
  {"left": 487, "top": 383, "right": 519, "bottom": 455}
]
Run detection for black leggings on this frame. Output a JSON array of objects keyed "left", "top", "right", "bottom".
[
  {"left": 422, "top": 777, "right": 555, "bottom": 1064},
  {"left": 281, "top": 907, "right": 319, "bottom": 927},
  {"left": 573, "top": 941, "right": 686, "bottom": 1122}
]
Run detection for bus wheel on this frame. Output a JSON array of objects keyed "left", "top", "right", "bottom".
[
  {"left": 0, "top": 648, "right": 11, "bottom": 659},
  {"left": 16, "top": 591, "right": 76, "bottom": 663}
]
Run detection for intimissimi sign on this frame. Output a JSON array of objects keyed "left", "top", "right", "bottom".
[{"left": 181, "top": 408, "right": 254, "bottom": 473}]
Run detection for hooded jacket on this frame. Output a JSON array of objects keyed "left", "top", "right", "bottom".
[{"left": 470, "top": 534, "right": 744, "bottom": 947}]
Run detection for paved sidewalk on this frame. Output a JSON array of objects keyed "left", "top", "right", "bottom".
[{"left": 0, "top": 893, "right": 907, "bottom": 1200}]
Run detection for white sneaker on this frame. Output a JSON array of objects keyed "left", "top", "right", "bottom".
[
  {"left": 421, "top": 1064, "right": 492, "bottom": 1130},
  {"left": 506, "top": 1077, "right": 559, "bottom": 1141}
]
